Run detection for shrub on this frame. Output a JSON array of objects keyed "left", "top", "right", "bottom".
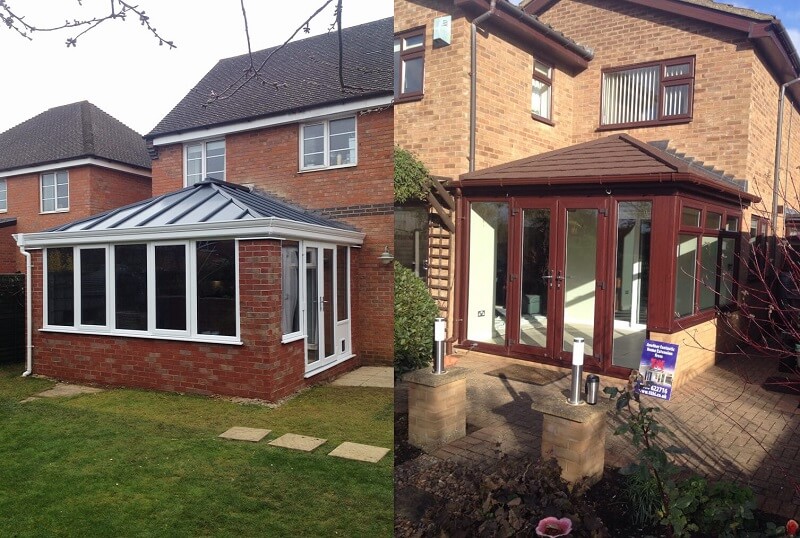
[
  {"left": 394, "top": 146, "right": 430, "bottom": 204},
  {"left": 394, "top": 261, "right": 438, "bottom": 374}
]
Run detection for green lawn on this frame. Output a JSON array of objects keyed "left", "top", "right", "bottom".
[{"left": 0, "top": 363, "right": 393, "bottom": 537}]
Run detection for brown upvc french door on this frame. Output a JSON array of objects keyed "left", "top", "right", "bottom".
[{"left": 507, "top": 198, "right": 609, "bottom": 368}]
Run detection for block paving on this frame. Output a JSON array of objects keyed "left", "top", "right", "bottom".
[{"left": 396, "top": 351, "right": 800, "bottom": 519}]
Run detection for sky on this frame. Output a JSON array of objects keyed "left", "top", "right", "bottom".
[
  {"left": 0, "top": 0, "right": 393, "bottom": 136},
  {"left": 0, "top": 0, "right": 797, "bottom": 137}
]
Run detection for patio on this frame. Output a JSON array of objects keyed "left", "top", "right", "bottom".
[{"left": 395, "top": 349, "right": 800, "bottom": 518}]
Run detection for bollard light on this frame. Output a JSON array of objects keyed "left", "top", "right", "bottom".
[
  {"left": 568, "top": 337, "right": 584, "bottom": 405},
  {"left": 433, "top": 317, "right": 446, "bottom": 374}
]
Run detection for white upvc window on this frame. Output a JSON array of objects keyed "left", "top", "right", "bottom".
[
  {"left": 44, "top": 239, "right": 240, "bottom": 344},
  {"left": 184, "top": 139, "right": 226, "bottom": 186},
  {"left": 300, "top": 116, "right": 357, "bottom": 170},
  {"left": 41, "top": 171, "right": 69, "bottom": 213},
  {"left": 0, "top": 178, "right": 6, "bottom": 212}
]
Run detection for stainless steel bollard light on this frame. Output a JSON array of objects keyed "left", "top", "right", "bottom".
[
  {"left": 433, "top": 317, "right": 447, "bottom": 374},
  {"left": 568, "top": 337, "right": 585, "bottom": 405}
]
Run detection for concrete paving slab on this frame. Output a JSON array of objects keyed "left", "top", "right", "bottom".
[
  {"left": 269, "top": 433, "right": 326, "bottom": 452},
  {"left": 218, "top": 427, "right": 271, "bottom": 442},
  {"left": 330, "top": 366, "right": 394, "bottom": 388},
  {"left": 328, "top": 441, "right": 389, "bottom": 463},
  {"left": 36, "top": 384, "right": 103, "bottom": 398}
]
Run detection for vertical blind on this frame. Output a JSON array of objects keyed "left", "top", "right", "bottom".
[{"left": 602, "top": 65, "right": 659, "bottom": 125}]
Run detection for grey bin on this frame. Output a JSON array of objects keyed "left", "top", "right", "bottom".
[
  {"left": 522, "top": 294, "right": 541, "bottom": 315},
  {"left": 585, "top": 374, "right": 600, "bottom": 405}
]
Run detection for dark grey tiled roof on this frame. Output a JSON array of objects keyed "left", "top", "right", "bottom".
[
  {"left": 49, "top": 179, "right": 354, "bottom": 232},
  {"left": 147, "top": 17, "right": 393, "bottom": 139},
  {"left": 0, "top": 101, "right": 151, "bottom": 173}
]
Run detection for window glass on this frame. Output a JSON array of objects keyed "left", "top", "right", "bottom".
[
  {"left": 282, "top": 241, "right": 300, "bottom": 335},
  {"left": 705, "top": 212, "right": 722, "bottom": 230},
  {"left": 534, "top": 61, "right": 552, "bottom": 78},
  {"left": 719, "top": 237, "right": 736, "bottom": 306},
  {"left": 303, "top": 123, "right": 325, "bottom": 168},
  {"left": 115, "top": 244, "right": 148, "bottom": 331},
  {"left": 186, "top": 144, "right": 203, "bottom": 185},
  {"left": 699, "top": 236, "right": 719, "bottom": 310},
  {"left": 725, "top": 216, "right": 739, "bottom": 232},
  {"left": 329, "top": 118, "right": 356, "bottom": 166},
  {"left": 205, "top": 141, "right": 226, "bottom": 181},
  {"left": 665, "top": 63, "right": 691, "bottom": 77},
  {"left": 532, "top": 79, "right": 551, "bottom": 119},
  {"left": 402, "top": 57, "right": 424, "bottom": 94},
  {"left": 337, "top": 246, "right": 348, "bottom": 322},
  {"left": 196, "top": 240, "right": 236, "bottom": 336},
  {"left": 675, "top": 234, "right": 697, "bottom": 317},
  {"left": 394, "top": 29, "right": 425, "bottom": 100},
  {"left": 663, "top": 83, "right": 689, "bottom": 116},
  {"left": 41, "top": 171, "right": 69, "bottom": 212},
  {"left": 155, "top": 245, "right": 186, "bottom": 331},
  {"left": 0, "top": 179, "right": 6, "bottom": 211},
  {"left": 403, "top": 34, "right": 423, "bottom": 49},
  {"left": 47, "top": 247, "right": 74, "bottom": 326},
  {"left": 80, "top": 248, "right": 106, "bottom": 326},
  {"left": 681, "top": 207, "right": 701, "bottom": 227},
  {"left": 185, "top": 141, "right": 225, "bottom": 185}
]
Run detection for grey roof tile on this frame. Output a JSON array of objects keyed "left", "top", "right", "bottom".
[
  {"left": 49, "top": 179, "right": 355, "bottom": 232},
  {"left": 0, "top": 101, "right": 151, "bottom": 173},
  {"left": 147, "top": 17, "right": 393, "bottom": 139}
]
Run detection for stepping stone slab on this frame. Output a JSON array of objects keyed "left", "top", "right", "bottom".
[
  {"left": 328, "top": 442, "right": 389, "bottom": 463},
  {"left": 218, "top": 427, "right": 271, "bottom": 442},
  {"left": 36, "top": 384, "right": 103, "bottom": 398},
  {"left": 269, "top": 433, "right": 326, "bottom": 452}
]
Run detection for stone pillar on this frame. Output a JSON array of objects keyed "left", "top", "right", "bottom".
[
  {"left": 533, "top": 396, "right": 610, "bottom": 485},
  {"left": 403, "top": 367, "right": 467, "bottom": 452}
]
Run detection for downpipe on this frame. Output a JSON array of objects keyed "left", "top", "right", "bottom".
[
  {"left": 469, "top": 0, "right": 497, "bottom": 173},
  {"left": 19, "top": 245, "right": 32, "bottom": 377}
]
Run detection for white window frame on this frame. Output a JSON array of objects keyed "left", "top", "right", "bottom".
[
  {"left": 531, "top": 60, "right": 553, "bottom": 122},
  {"left": 281, "top": 240, "right": 304, "bottom": 343},
  {"left": 40, "top": 170, "right": 69, "bottom": 214},
  {"left": 299, "top": 116, "right": 358, "bottom": 171},
  {"left": 184, "top": 139, "right": 226, "bottom": 186},
  {"left": 0, "top": 178, "right": 6, "bottom": 212},
  {"left": 43, "top": 240, "right": 241, "bottom": 345}
]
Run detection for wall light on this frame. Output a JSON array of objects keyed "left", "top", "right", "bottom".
[{"left": 379, "top": 246, "right": 394, "bottom": 265}]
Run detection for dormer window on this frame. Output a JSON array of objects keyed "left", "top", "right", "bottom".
[
  {"left": 601, "top": 57, "right": 694, "bottom": 128},
  {"left": 185, "top": 140, "right": 225, "bottom": 186}
]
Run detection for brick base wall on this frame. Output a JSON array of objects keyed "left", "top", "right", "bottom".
[
  {"left": 651, "top": 318, "right": 720, "bottom": 389},
  {"left": 29, "top": 240, "right": 360, "bottom": 401}
]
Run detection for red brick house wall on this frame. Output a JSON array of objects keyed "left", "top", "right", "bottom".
[
  {"left": 0, "top": 221, "right": 18, "bottom": 273},
  {"left": 3, "top": 164, "right": 150, "bottom": 272},
  {"left": 29, "top": 241, "right": 355, "bottom": 401},
  {"left": 150, "top": 108, "right": 395, "bottom": 366}
]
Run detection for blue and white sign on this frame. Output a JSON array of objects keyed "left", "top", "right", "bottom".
[{"left": 635, "top": 339, "right": 679, "bottom": 401}]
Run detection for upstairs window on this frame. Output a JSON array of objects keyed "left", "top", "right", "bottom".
[
  {"left": 394, "top": 28, "right": 425, "bottom": 102},
  {"left": 185, "top": 140, "right": 225, "bottom": 186},
  {"left": 300, "top": 117, "right": 357, "bottom": 170},
  {"left": 0, "top": 179, "right": 6, "bottom": 212},
  {"left": 531, "top": 60, "right": 553, "bottom": 123},
  {"left": 601, "top": 57, "right": 694, "bottom": 127},
  {"left": 41, "top": 171, "right": 69, "bottom": 213}
]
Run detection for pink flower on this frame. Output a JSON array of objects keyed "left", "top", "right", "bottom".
[
  {"left": 535, "top": 516, "right": 572, "bottom": 537},
  {"left": 787, "top": 519, "right": 799, "bottom": 537}
]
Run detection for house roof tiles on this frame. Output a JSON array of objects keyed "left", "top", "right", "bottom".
[
  {"left": 0, "top": 101, "right": 151, "bottom": 173},
  {"left": 147, "top": 17, "right": 393, "bottom": 139},
  {"left": 48, "top": 179, "right": 354, "bottom": 233}
]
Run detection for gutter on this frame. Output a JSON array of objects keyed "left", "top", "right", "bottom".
[
  {"left": 470, "top": 0, "right": 497, "bottom": 173},
  {"left": 499, "top": 0, "right": 593, "bottom": 61},
  {"left": 16, "top": 240, "right": 32, "bottom": 377}
]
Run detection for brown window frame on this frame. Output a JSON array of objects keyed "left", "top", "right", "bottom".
[
  {"left": 673, "top": 199, "right": 741, "bottom": 326},
  {"left": 394, "top": 27, "right": 425, "bottom": 103},
  {"left": 599, "top": 56, "right": 695, "bottom": 130},
  {"left": 531, "top": 59, "right": 554, "bottom": 125}
]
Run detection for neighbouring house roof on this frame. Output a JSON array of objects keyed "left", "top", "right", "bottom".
[
  {"left": 147, "top": 17, "right": 393, "bottom": 139},
  {"left": 17, "top": 179, "right": 363, "bottom": 248},
  {"left": 457, "top": 133, "right": 759, "bottom": 203},
  {"left": 453, "top": 0, "right": 593, "bottom": 69},
  {"left": 522, "top": 0, "right": 800, "bottom": 103},
  {"left": 0, "top": 217, "right": 17, "bottom": 228},
  {"left": 0, "top": 101, "right": 151, "bottom": 174}
]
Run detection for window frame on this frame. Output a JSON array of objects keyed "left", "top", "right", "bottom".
[
  {"left": 40, "top": 170, "right": 70, "bottom": 214},
  {"left": 531, "top": 59, "right": 554, "bottom": 125},
  {"left": 299, "top": 116, "right": 358, "bottom": 171},
  {"left": 394, "top": 27, "right": 425, "bottom": 103},
  {"left": 673, "top": 199, "right": 740, "bottom": 324},
  {"left": 0, "top": 178, "right": 6, "bottom": 212},
  {"left": 184, "top": 139, "right": 226, "bottom": 186},
  {"left": 43, "top": 240, "right": 241, "bottom": 344},
  {"left": 600, "top": 56, "right": 695, "bottom": 129}
]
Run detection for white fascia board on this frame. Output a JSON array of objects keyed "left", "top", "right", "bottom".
[
  {"left": 150, "top": 95, "right": 393, "bottom": 146},
  {"left": 0, "top": 158, "right": 151, "bottom": 179},
  {"left": 16, "top": 218, "right": 365, "bottom": 248}
]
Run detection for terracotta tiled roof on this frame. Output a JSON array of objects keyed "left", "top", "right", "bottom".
[
  {"left": 0, "top": 101, "right": 151, "bottom": 173},
  {"left": 147, "top": 17, "right": 392, "bottom": 139}
]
